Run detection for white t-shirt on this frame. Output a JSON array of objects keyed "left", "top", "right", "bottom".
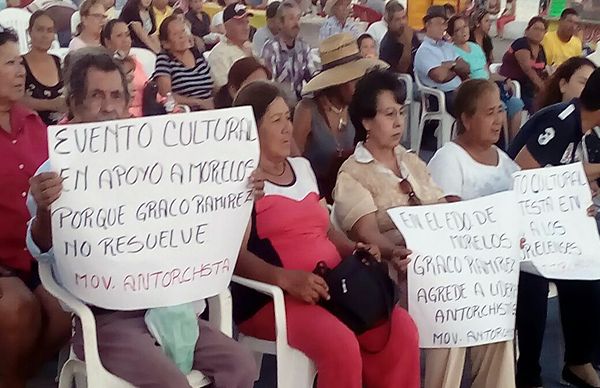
[{"left": 427, "top": 142, "right": 520, "bottom": 200}]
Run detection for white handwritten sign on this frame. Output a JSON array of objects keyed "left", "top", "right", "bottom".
[
  {"left": 47, "top": 107, "right": 259, "bottom": 310},
  {"left": 388, "top": 192, "right": 520, "bottom": 348},
  {"left": 513, "top": 163, "right": 600, "bottom": 279}
]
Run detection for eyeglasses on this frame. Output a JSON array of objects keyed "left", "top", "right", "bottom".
[{"left": 399, "top": 176, "right": 422, "bottom": 206}]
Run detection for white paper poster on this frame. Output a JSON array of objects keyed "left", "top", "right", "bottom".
[
  {"left": 47, "top": 107, "right": 259, "bottom": 310},
  {"left": 513, "top": 163, "right": 600, "bottom": 279},
  {"left": 388, "top": 192, "right": 521, "bottom": 348}
]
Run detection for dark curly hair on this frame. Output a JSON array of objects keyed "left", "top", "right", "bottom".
[{"left": 537, "top": 57, "right": 596, "bottom": 110}]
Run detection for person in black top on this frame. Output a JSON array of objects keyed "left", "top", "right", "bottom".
[
  {"left": 22, "top": 10, "right": 66, "bottom": 125},
  {"left": 509, "top": 67, "right": 600, "bottom": 388},
  {"left": 186, "top": 0, "right": 211, "bottom": 40},
  {"left": 378, "top": 0, "right": 420, "bottom": 74},
  {"left": 119, "top": 0, "right": 161, "bottom": 53}
]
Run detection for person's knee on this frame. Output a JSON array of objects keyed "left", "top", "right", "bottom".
[
  {"left": 0, "top": 283, "right": 41, "bottom": 338},
  {"left": 393, "top": 308, "right": 419, "bottom": 350},
  {"left": 228, "top": 344, "right": 259, "bottom": 386}
]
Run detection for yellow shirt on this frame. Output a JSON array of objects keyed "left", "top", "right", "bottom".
[
  {"left": 542, "top": 31, "right": 583, "bottom": 67},
  {"left": 153, "top": 5, "right": 173, "bottom": 31}
]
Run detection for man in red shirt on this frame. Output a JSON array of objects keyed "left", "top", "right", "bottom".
[{"left": 0, "top": 28, "right": 71, "bottom": 387}]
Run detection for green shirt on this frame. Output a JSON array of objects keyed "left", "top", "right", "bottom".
[{"left": 454, "top": 42, "right": 489, "bottom": 80}]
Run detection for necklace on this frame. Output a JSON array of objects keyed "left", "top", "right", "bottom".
[{"left": 263, "top": 162, "right": 286, "bottom": 177}]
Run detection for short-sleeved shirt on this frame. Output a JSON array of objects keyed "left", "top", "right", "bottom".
[
  {"left": 186, "top": 10, "right": 211, "bottom": 38},
  {"left": 508, "top": 100, "right": 583, "bottom": 166},
  {"left": 333, "top": 142, "right": 444, "bottom": 237},
  {"left": 207, "top": 37, "right": 251, "bottom": 87},
  {"left": 542, "top": 30, "right": 582, "bottom": 67},
  {"left": 414, "top": 36, "right": 461, "bottom": 92},
  {"left": 120, "top": 6, "right": 157, "bottom": 49},
  {"left": 152, "top": 5, "right": 173, "bottom": 30},
  {"left": 0, "top": 104, "right": 48, "bottom": 273},
  {"left": 428, "top": 142, "right": 520, "bottom": 200},
  {"left": 154, "top": 47, "right": 214, "bottom": 99},
  {"left": 454, "top": 42, "right": 489, "bottom": 80},
  {"left": 499, "top": 37, "right": 547, "bottom": 86},
  {"left": 319, "top": 16, "right": 362, "bottom": 41},
  {"left": 231, "top": 157, "right": 341, "bottom": 323},
  {"left": 379, "top": 30, "right": 421, "bottom": 75}
]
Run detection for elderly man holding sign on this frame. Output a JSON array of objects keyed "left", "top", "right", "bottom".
[
  {"left": 508, "top": 68, "right": 600, "bottom": 388},
  {"left": 26, "top": 47, "right": 258, "bottom": 388}
]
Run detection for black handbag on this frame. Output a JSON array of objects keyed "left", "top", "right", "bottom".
[{"left": 313, "top": 249, "right": 399, "bottom": 336}]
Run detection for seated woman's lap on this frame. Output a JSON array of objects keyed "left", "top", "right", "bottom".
[{"left": 238, "top": 297, "right": 420, "bottom": 388}]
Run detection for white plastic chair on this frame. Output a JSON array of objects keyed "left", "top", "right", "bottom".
[
  {"left": 0, "top": 8, "right": 32, "bottom": 54},
  {"left": 48, "top": 47, "right": 69, "bottom": 63},
  {"left": 130, "top": 47, "right": 157, "bottom": 77},
  {"left": 70, "top": 11, "right": 80, "bottom": 35},
  {"left": 232, "top": 275, "right": 317, "bottom": 388},
  {"left": 412, "top": 73, "right": 455, "bottom": 154},
  {"left": 397, "top": 74, "right": 420, "bottom": 149},
  {"left": 38, "top": 260, "right": 232, "bottom": 388}
]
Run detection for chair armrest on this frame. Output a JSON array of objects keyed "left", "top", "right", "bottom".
[
  {"left": 510, "top": 80, "right": 521, "bottom": 99},
  {"left": 418, "top": 85, "right": 447, "bottom": 114},
  {"left": 38, "top": 261, "right": 103, "bottom": 370},
  {"left": 397, "top": 74, "right": 414, "bottom": 103},
  {"left": 231, "top": 275, "right": 289, "bottom": 347},
  {"left": 207, "top": 289, "right": 233, "bottom": 337}
]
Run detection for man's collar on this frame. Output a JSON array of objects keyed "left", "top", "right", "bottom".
[{"left": 423, "top": 35, "right": 445, "bottom": 46}]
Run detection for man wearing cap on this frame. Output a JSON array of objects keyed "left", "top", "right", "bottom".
[
  {"left": 319, "top": 0, "right": 361, "bottom": 40},
  {"left": 252, "top": 1, "right": 280, "bottom": 55},
  {"left": 208, "top": 2, "right": 254, "bottom": 87},
  {"left": 414, "top": 5, "right": 470, "bottom": 116},
  {"left": 508, "top": 67, "right": 600, "bottom": 388},
  {"left": 262, "top": 0, "right": 315, "bottom": 100},
  {"left": 379, "top": 1, "right": 420, "bottom": 75}
]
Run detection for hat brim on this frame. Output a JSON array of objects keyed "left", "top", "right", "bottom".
[{"left": 301, "top": 58, "right": 389, "bottom": 95}]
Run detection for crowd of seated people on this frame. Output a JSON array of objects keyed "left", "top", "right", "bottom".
[{"left": 4, "top": 0, "right": 600, "bottom": 387}]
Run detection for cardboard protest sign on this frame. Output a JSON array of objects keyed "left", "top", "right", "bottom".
[
  {"left": 47, "top": 107, "right": 259, "bottom": 310},
  {"left": 388, "top": 192, "right": 520, "bottom": 348},
  {"left": 513, "top": 163, "right": 600, "bottom": 279}
]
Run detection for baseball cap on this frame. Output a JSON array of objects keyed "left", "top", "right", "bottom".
[
  {"left": 423, "top": 5, "right": 448, "bottom": 23},
  {"left": 223, "top": 2, "right": 254, "bottom": 23}
]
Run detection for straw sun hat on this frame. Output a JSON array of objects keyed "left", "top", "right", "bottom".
[{"left": 301, "top": 33, "right": 389, "bottom": 95}]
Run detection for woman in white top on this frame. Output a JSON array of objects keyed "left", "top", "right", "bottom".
[
  {"left": 426, "top": 79, "right": 519, "bottom": 388},
  {"left": 68, "top": 0, "right": 106, "bottom": 51}
]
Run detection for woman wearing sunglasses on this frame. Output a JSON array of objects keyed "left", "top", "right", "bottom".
[
  {"left": 425, "top": 79, "right": 519, "bottom": 388},
  {"left": 333, "top": 68, "right": 446, "bottom": 299}
]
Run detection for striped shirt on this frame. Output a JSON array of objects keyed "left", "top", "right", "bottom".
[{"left": 154, "top": 48, "right": 214, "bottom": 99}]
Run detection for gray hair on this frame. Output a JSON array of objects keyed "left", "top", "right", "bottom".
[{"left": 276, "top": 0, "right": 300, "bottom": 20}]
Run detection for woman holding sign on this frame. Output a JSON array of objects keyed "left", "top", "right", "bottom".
[
  {"left": 0, "top": 28, "right": 71, "bottom": 387},
  {"left": 427, "top": 79, "right": 519, "bottom": 388},
  {"left": 232, "top": 80, "right": 421, "bottom": 388}
]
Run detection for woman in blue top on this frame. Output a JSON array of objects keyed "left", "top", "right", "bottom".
[{"left": 449, "top": 14, "right": 524, "bottom": 141}]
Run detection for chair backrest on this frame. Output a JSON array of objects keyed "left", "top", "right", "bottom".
[
  {"left": 0, "top": 8, "right": 32, "bottom": 54},
  {"left": 48, "top": 47, "right": 69, "bottom": 63},
  {"left": 489, "top": 63, "right": 501, "bottom": 74},
  {"left": 130, "top": 47, "right": 157, "bottom": 77},
  {"left": 351, "top": 4, "right": 382, "bottom": 25},
  {"left": 70, "top": 10, "right": 80, "bottom": 35}
]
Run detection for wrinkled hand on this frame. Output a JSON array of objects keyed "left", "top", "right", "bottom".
[
  {"left": 390, "top": 246, "right": 412, "bottom": 273},
  {"left": 355, "top": 242, "right": 381, "bottom": 262},
  {"left": 29, "top": 172, "right": 63, "bottom": 211},
  {"left": 587, "top": 204, "right": 598, "bottom": 218},
  {"left": 248, "top": 169, "right": 265, "bottom": 200},
  {"left": 279, "top": 270, "right": 330, "bottom": 304}
]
